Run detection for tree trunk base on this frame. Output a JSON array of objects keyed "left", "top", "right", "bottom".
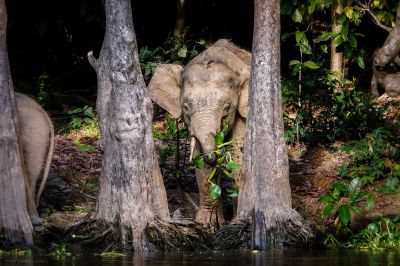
[
  {"left": 145, "top": 218, "right": 212, "bottom": 251},
  {"left": 213, "top": 217, "right": 315, "bottom": 250},
  {"left": 67, "top": 217, "right": 212, "bottom": 251}
]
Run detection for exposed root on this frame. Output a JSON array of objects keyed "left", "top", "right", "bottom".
[
  {"left": 213, "top": 219, "right": 251, "bottom": 250},
  {"left": 67, "top": 217, "right": 131, "bottom": 251},
  {"left": 213, "top": 216, "right": 315, "bottom": 250},
  {"left": 277, "top": 219, "right": 315, "bottom": 248},
  {"left": 146, "top": 218, "right": 212, "bottom": 251}
]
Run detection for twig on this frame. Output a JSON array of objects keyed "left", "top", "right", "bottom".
[{"left": 357, "top": 1, "right": 392, "bottom": 32}]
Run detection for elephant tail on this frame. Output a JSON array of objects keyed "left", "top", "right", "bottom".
[{"left": 35, "top": 110, "right": 54, "bottom": 207}]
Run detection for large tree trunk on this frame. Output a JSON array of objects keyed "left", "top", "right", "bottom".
[
  {"left": 0, "top": 0, "right": 33, "bottom": 246},
  {"left": 88, "top": 0, "right": 169, "bottom": 251},
  {"left": 371, "top": 1, "right": 400, "bottom": 97},
  {"left": 236, "top": 0, "right": 313, "bottom": 249}
]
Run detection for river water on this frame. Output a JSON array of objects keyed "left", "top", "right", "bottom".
[{"left": 1, "top": 249, "right": 399, "bottom": 266}]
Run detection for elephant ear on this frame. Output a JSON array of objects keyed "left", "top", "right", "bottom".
[
  {"left": 147, "top": 64, "right": 183, "bottom": 118},
  {"left": 238, "top": 79, "right": 249, "bottom": 118}
]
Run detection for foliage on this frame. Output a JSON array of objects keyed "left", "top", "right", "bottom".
[
  {"left": 320, "top": 177, "right": 375, "bottom": 230},
  {"left": 320, "top": 127, "right": 400, "bottom": 246},
  {"left": 61, "top": 105, "right": 100, "bottom": 140},
  {"left": 193, "top": 122, "right": 240, "bottom": 199},
  {"left": 348, "top": 215, "right": 400, "bottom": 249},
  {"left": 338, "top": 128, "right": 400, "bottom": 192},
  {"left": 139, "top": 34, "right": 206, "bottom": 82}
]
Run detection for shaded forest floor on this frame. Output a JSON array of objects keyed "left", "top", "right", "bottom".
[{"left": 37, "top": 96, "right": 400, "bottom": 245}]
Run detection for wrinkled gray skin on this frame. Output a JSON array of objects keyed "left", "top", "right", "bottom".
[
  {"left": 15, "top": 92, "right": 54, "bottom": 222},
  {"left": 148, "top": 39, "right": 250, "bottom": 225}
]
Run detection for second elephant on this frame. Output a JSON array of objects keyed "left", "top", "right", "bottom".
[
  {"left": 16, "top": 92, "right": 54, "bottom": 221},
  {"left": 148, "top": 39, "right": 250, "bottom": 226}
]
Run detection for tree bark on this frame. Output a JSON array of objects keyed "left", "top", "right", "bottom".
[
  {"left": 174, "top": 0, "right": 186, "bottom": 36},
  {"left": 371, "top": 1, "right": 400, "bottom": 97},
  {"left": 236, "top": 0, "right": 313, "bottom": 249},
  {"left": 0, "top": 0, "right": 33, "bottom": 246},
  {"left": 330, "top": 0, "right": 344, "bottom": 78},
  {"left": 92, "top": 0, "right": 169, "bottom": 251}
]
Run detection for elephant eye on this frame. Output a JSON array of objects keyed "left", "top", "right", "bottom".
[
  {"left": 183, "top": 103, "right": 190, "bottom": 114},
  {"left": 223, "top": 103, "right": 230, "bottom": 116}
]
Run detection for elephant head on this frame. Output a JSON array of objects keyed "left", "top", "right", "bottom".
[{"left": 148, "top": 39, "right": 250, "bottom": 165}]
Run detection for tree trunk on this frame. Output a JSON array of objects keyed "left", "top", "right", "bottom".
[
  {"left": 90, "top": 0, "right": 169, "bottom": 251},
  {"left": 236, "top": 0, "right": 313, "bottom": 249},
  {"left": 330, "top": 0, "right": 344, "bottom": 83},
  {"left": 174, "top": 0, "right": 186, "bottom": 36},
  {"left": 0, "top": 0, "right": 33, "bottom": 246},
  {"left": 371, "top": 1, "right": 400, "bottom": 97}
]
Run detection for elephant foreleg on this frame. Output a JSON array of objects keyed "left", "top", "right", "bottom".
[{"left": 195, "top": 167, "right": 225, "bottom": 227}]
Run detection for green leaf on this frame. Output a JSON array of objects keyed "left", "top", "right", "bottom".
[
  {"left": 355, "top": 56, "right": 365, "bottom": 69},
  {"left": 222, "top": 121, "right": 229, "bottom": 132},
  {"left": 227, "top": 187, "right": 239, "bottom": 198},
  {"left": 215, "top": 132, "right": 225, "bottom": 145},
  {"left": 226, "top": 161, "right": 240, "bottom": 170},
  {"left": 338, "top": 205, "right": 350, "bottom": 226},
  {"left": 316, "top": 31, "right": 337, "bottom": 42},
  {"left": 341, "top": 26, "right": 349, "bottom": 38},
  {"left": 210, "top": 183, "right": 222, "bottom": 199},
  {"left": 348, "top": 177, "right": 362, "bottom": 195},
  {"left": 68, "top": 107, "right": 83, "bottom": 115},
  {"left": 222, "top": 169, "right": 233, "bottom": 178},
  {"left": 303, "top": 61, "right": 320, "bottom": 69},
  {"left": 295, "top": 31, "right": 304, "bottom": 43},
  {"left": 177, "top": 46, "right": 187, "bottom": 58},
  {"left": 292, "top": 9, "right": 303, "bottom": 23},
  {"left": 193, "top": 155, "right": 205, "bottom": 169},
  {"left": 344, "top": 44, "right": 352, "bottom": 58},
  {"left": 348, "top": 34, "right": 357, "bottom": 48},
  {"left": 289, "top": 60, "right": 301, "bottom": 66},
  {"left": 334, "top": 36, "right": 343, "bottom": 48},
  {"left": 367, "top": 223, "right": 379, "bottom": 234},
  {"left": 321, "top": 44, "right": 328, "bottom": 53},
  {"left": 350, "top": 205, "right": 361, "bottom": 216},
  {"left": 322, "top": 203, "right": 335, "bottom": 217},
  {"left": 365, "top": 193, "right": 375, "bottom": 210},
  {"left": 350, "top": 191, "right": 368, "bottom": 204},
  {"left": 319, "top": 194, "right": 334, "bottom": 204}
]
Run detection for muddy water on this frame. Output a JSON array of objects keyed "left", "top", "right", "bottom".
[{"left": 1, "top": 249, "right": 399, "bottom": 266}]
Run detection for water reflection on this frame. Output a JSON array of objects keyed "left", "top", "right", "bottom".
[{"left": 0, "top": 249, "right": 399, "bottom": 266}]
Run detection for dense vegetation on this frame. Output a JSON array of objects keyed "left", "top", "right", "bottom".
[{"left": 1, "top": 0, "right": 400, "bottom": 252}]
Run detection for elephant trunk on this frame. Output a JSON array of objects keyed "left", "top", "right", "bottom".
[{"left": 191, "top": 110, "right": 220, "bottom": 165}]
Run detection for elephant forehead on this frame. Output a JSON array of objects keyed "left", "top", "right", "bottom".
[{"left": 182, "top": 63, "right": 239, "bottom": 86}]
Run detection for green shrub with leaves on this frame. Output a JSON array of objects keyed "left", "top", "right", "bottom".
[
  {"left": 338, "top": 128, "right": 400, "bottom": 192},
  {"left": 348, "top": 215, "right": 400, "bottom": 249},
  {"left": 320, "top": 177, "right": 375, "bottom": 231},
  {"left": 139, "top": 34, "right": 206, "bottom": 82},
  {"left": 193, "top": 123, "right": 240, "bottom": 199}
]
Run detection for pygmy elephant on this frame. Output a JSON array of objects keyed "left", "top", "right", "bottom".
[
  {"left": 148, "top": 39, "right": 250, "bottom": 225},
  {"left": 15, "top": 92, "right": 54, "bottom": 221}
]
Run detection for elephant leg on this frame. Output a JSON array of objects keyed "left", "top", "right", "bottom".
[{"left": 195, "top": 167, "right": 225, "bottom": 226}]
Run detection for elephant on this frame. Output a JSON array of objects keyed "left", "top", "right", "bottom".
[
  {"left": 148, "top": 39, "right": 250, "bottom": 226},
  {"left": 15, "top": 92, "right": 54, "bottom": 222}
]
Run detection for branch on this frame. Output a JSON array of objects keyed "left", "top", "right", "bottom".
[
  {"left": 357, "top": 1, "right": 392, "bottom": 33},
  {"left": 87, "top": 51, "right": 98, "bottom": 70}
]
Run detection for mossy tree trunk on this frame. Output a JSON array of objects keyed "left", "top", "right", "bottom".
[
  {"left": 88, "top": 0, "right": 170, "bottom": 251},
  {"left": 236, "top": 0, "right": 313, "bottom": 250},
  {"left": 0, "top": 0, "right": 33, "bottom": 246}
]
